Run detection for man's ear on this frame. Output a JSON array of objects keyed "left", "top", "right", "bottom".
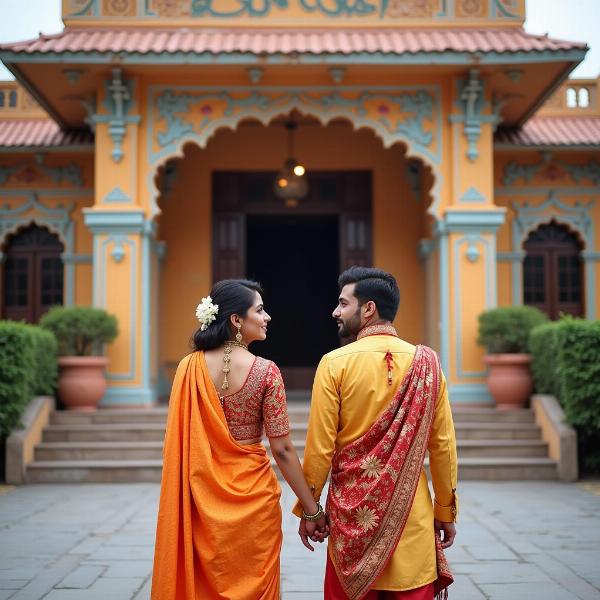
[{"left": 363, "top": 300, "right": 377, "bottom": 319}]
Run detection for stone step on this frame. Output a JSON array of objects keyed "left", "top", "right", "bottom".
[
  {"left": 43, "top": 424, "right": 166, "bottom": 442},
  {"left": 35, "top": 441, "right": 165, "bottom": 461},
  {"left": 25, "top": 460, "right": 164, "bottom": 484},
  {"left": 48, "top": 406, "right": 535, "bottom": 426},
  {"left": 450, "top": 407, "right": 535, "bottom": 423},
  {"left": 455, "top": 458, "right": 558, "bottom": 480},
  {"left": 34, "top": 438, "right": 549, "bottom": 462},
  {"left": 25, "top": 456, "right": 558, "bottom": 483},
  {"left": 41, "top": 420, "right": 541, "bottom": 443}
]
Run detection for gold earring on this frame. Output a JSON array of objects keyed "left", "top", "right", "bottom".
[{"left": 235, "top": 323, "right": 243, "bottom": 344}]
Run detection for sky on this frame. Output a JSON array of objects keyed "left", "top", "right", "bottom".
[{"left": 0, "top": 0, "right": 598, "bottom": 80}]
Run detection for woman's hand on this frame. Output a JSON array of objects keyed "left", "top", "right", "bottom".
[{"left": 298, "top": 514, "right": 329, "bottom": 551}]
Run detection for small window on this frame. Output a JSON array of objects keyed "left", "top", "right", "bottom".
[
  {"left": 577, "top": 87, "right": 590, "bottom": 108},
  {"left": 8, "top": 89, "right": 17, "bottom": 107},
  {"left": 0, "top": 91, "right": 5, "bottom": 108},
  {"left": 566, "top": 88, "right": 577, "bottom": 108}
]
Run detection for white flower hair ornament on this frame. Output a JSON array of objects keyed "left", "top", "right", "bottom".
[{"left": 195, "top": 296, "right": 219, "bottom": 331}]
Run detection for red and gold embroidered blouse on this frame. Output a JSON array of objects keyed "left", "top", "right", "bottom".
[{"left": 220, "top": 356, "right": 291, "bottom": 440}]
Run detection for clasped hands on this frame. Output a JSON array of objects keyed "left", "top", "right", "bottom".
[{"left": 298, "top": 513, "right": 329, "bottom": 551}]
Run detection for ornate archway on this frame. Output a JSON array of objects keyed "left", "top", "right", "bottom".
[
  {"left": 146, "top": 85, "right": 443, "bottom": 218},
  {"left": 523, "top": 221, "right": 584, "bottom": 319},
  {"left": 1, "top": 224, "right": 64, "bottom": 323}
]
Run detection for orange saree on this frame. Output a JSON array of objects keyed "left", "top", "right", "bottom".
[{"left": 151, "top": 352, "right": 282, "bottom": 600}]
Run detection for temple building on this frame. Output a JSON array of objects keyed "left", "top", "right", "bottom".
[{"left": 1, "top": 0, "right": 599, "bottom": 406}]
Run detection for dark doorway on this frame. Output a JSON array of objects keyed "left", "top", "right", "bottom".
[
  {"left": 2, "top": 224, "right": 64, "bottom": 323},
  {"left": 212, "top": 170, "right": 372, "bottom": 388},
  {"left": 523, "top": 221, "right": 584, "bottom": 319},
  {"left": 246, "top": 215, "right": 340, "bottom": 386}
]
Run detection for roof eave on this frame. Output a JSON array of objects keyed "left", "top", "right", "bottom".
[
  {"left": 0, "top": 143, "right": 94, "bottom": 153},
  {"left": 515, "top": 56, "right": 586, "bottom": 128},
  {"left": 494, "top": 142, "right": 600, "bottom": 151},
  {"left": 0, "top": 48, "right": 588, "bottom": 67},
  {"left": 1, "top": 62, "right": 67, "bottom": 129}
]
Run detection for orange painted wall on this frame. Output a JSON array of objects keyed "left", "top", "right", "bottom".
[{"left": 156, "top": 122, "right": 430, "bottom": 373}]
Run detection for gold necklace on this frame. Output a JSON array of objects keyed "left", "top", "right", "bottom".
[{"left": 221, "top": 340, "right": 248, "bottom": 391}]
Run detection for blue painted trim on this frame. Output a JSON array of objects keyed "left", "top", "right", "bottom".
[
  {"left": 453, "top": 234, "right": 495, "bottom": 379},
  {"left": 448, "top": 383, "right": 494, "bottom": 405},
  {"left": 141, "top": 227, "right": 152, "bottom": 396},
  {"left": 439, "top": 232, "right": 450, "bottom": 375},
  {"left": 459, "top": 187, "right": 486, "bottom": 203},
  {"left": 62, "top": 253, "right": 93, "bottom": 265},
  {"left": 99, "top": 236, "right": 137, "bottom": 382},
  {"left": 84, "top": 210, "right": 146, "bottom": 232},
  {"left": 442, "top": 210, "right": 506, "bottom": 231},
  {"left": 0, "top": 50, "right": 586, "bottom": 67},
  {"left": 496, "top": 186, "right": 600, "bottom": 196},
  {"left": 103, "top": 187, "right": 132, "bottom": 203},
  {"left": 100, "top": 386, "right": 155, "bottom": 407}
]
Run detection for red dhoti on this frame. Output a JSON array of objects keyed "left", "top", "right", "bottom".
[{"left": 325, "top": 556, "right": 434, "bottom": 600}]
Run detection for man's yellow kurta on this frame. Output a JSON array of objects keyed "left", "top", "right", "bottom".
[{"left": 294, "top": 331, "right": 458, "bottom": 592}]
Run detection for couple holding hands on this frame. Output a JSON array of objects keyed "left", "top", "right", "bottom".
[{"left": 152, "top": 266, "right": 457, "bottom": 600}]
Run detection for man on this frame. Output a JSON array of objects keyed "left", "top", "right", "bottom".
[{"left": 294, "top": 266, "right": 457, "bottom": 600}]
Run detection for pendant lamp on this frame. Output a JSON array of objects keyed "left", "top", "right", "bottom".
[{"left": 273, "top": 120, "right": 308, "bottom": 203}]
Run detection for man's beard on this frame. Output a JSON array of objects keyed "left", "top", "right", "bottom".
[{"left": 338, "top": 308, "right": 362, "bottom": 339}]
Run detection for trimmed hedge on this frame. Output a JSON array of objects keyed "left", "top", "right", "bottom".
[
  {"left": 477, "top": 305, "right": 548, "bottom": 353},
  {"left": 530, "top": 317, "right": 600, "bottom": 473},
  {"left": 0, "top": 321, "right": 57, "bottom": 438}
]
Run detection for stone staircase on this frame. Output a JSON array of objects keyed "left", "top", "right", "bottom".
[{"left": 25, "top": 401, "right": 558, "bottom": 483}]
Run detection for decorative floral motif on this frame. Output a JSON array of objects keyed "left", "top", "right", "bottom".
[
  {"left": 360, "top": 455, "right": 384, "bottom": 479},
  {"left": 354, "top": 506, "right": 379, "bottom": 531},
  {"left": 195, "top": 295, "right": 219, "bottom": 331}
]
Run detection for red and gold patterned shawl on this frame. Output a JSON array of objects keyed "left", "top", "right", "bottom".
[{"left": 326, "top": 342, "right": 453, "bottom": 600}]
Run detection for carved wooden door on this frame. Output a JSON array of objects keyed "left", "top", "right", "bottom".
[
  {"left": 2, "top": 225, "right": 64, "bottom": 323},
  {"left": 523, "top": 222, "right": 584, "bottom": 319}
]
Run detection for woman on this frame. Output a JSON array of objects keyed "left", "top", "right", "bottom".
[{"left": 151, "top": 279, "right": 327, "bottom": 600}]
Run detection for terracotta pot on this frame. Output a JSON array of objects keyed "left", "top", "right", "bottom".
[
  {"left": 57, "top": 356, "right": 109, "bottom": 411},
  {"left": 483, "top": 353, "right": 533, "bottom": 409}
]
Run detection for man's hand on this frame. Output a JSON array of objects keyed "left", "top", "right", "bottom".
[
  {"left": 434, "top": 518, "right": 456, "bottom": 549},
  {"left": 298, "top": 515, "right": 329, "bottom": 551}
]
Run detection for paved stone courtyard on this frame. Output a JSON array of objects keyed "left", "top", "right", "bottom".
[{"left": 0, "top": 481, "right": 599, "bottom": 600}]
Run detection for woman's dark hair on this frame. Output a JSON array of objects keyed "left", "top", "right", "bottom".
[
  {"left": 338, "top": 266, "right": 400, "bottom": 322},
  {"left": 193, "top": 279, "right": 263, "bottom": 351}
]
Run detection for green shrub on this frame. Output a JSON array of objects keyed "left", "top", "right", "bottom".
[
  {"left": 29, "top": 327, "right": 58, "bottom": 395},
  {"left": 40, "top": 306, "right": 118, "bottom": 356},
  {"left": 0, "top": 321, "right": 36, "bottom": 437},
  {"left": 477, "top": 306, "right": 548, "bottom": 354},
  {"left": 0, "top": 321, "right": 59, "bottom": 437},
  {"left": 529, "top": 321, "right": 561, "bottom": 394},
  {"left": 529, "top": 316, "right": 600, "bottom": 473}
]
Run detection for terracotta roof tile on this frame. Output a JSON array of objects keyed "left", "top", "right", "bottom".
[
  {"left": 0, "top": 27, "right": 587, "bottom": 56},
  {"left": 0, "top": 119, "right": 93, "bottom": 148},
  {"left": 495, "top": 116, "right": 600, "bottom": 146}
]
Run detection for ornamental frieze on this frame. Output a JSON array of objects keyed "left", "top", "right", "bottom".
[
  {"left": 502, "top": 154, "right": 600, "bottom": 187},
  {"left": 148, "top": 86, "right": 441, "bottom": 165},
  {"left": 66, "top": 0, "right": 522, "bottom": 22}
]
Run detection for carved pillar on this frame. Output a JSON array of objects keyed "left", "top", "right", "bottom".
[
  {"left": 84, "top": 69, "right": 157, "bottom": 406},
  {"left": 439, "top": 70, "right": 506, "bottom": 404}
]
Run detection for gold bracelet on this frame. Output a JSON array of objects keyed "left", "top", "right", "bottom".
[{"left": 302, "top": 501, "right": 324, "bottom": 522}]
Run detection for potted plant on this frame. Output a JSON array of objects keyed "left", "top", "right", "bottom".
[
  {"left": 477, "top": 306, "right": 548, "bottom": 409},
  {"left": 40, "top": 306, "right": 118, "bottom": 411}
]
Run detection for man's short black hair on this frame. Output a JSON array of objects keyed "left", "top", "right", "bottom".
[{"left": 338, "top": 266, "right": 400, "bottom": 322}]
